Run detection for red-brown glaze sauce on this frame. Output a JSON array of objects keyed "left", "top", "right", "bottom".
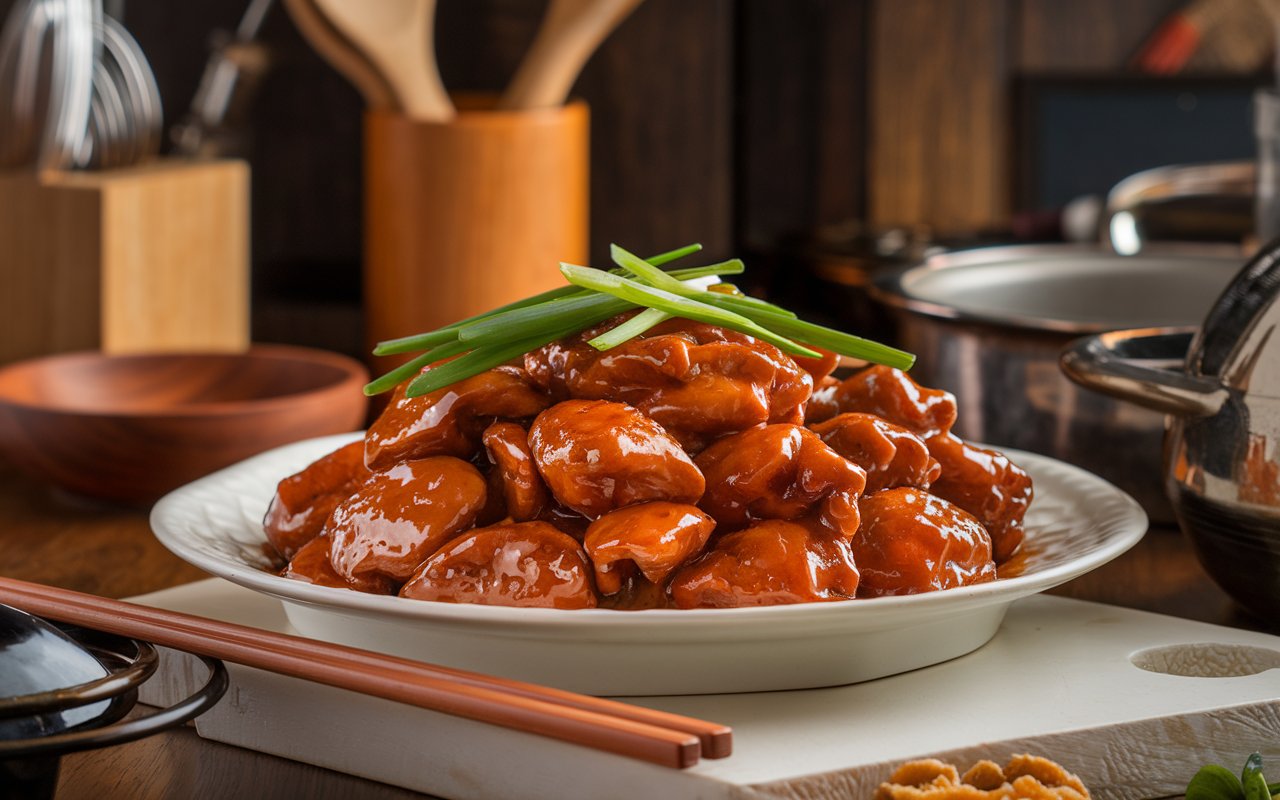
[
  {"left": 669, "top": 520, "right": 860, "bottom": 608},
  {"left": 481, "top": 421, "right": 548, "bottom": 522},
  {"left": 400, "top": 521, "right": 596, "bottom": 609},
  {"left": 268, "top": 319, "right": 1034, "bottom": 610},
  {"left": 263, "top": 439, "right": 370, "bottom": 561},
  {"left": 584, "top": 502, "right": 715, "bottom": 594},
  {"left": 995, "top": 540, "right": 1038, "bottom": 579},
  {"left": 853, "top": 488, "right": 996, "bottom": 597}
]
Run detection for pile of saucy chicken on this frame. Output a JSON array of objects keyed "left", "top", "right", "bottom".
[{"left": 264, "top": 317, "right": 1033, "bottom": 610}]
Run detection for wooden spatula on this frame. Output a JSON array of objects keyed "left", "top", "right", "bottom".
[
  {"left": 312, "top": 0, "right": 453, "bottom": 121},
  {"left": 500, "top": 0, "right": 644, "bottom": 110},
  {"left": 282, "top": 0, "right": 398, "bottom": 110}
]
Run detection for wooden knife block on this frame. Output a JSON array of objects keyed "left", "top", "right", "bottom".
[{"left": 0, "top": 159, "right": 250, "bottom": 364}]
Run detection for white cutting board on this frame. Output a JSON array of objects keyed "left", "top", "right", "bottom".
[{"left": 131, "top": 579, "right": 1280, "bottom": 799}]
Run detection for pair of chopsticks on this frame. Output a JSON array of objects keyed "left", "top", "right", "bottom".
[{"left": 0, "top": 577, "right": 730, "bottom": 769}]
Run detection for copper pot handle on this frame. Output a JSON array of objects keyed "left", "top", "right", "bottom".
[{"left": 1060, "top": 327, "right": 1229, "bottom": 417}]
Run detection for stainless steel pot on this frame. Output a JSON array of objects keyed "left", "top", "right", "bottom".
[
  {"left": 1061, "top": 241, "right": 1280, "bottom": 620},
  {"left": 870, "top": 244, "right": 1244, "bottom": 521}
]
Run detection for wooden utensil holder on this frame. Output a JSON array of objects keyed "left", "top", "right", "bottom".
[
  {"left": 0, "top": 160, "right": 250, "bottom": 364},
  {"left": 364, "top": 99, "right": 589, "bottom": 362}
]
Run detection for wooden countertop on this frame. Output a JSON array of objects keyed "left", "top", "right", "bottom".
[{"left": 0, "top": 462, "right": 1274, "bottom": 798}]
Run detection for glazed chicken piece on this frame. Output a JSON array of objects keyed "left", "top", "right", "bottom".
[
  {"left": 810, "top": 412, "right": 941, "bottom": 493},
  {"left": 263, "top": 440, "right": 371, "bottom": 560},
  {"left": 528, "top": 400, "right": 705, "bottom": 518},
  {"left": 853, "top": 488, "right": 996, "bottom": 597},
  {"left": 400, "top": 521, "right": 597, "bottom": 609},
  {"left": 805, "top": 375, "right": 842, "bottom": 422},
  {"left": 524, "top": 317, "right": 812, "bottom": 451},
  {"left": 282, "top": 534, "right": 394, "bottom": 594},
  {"left": 365, "top": 366, "right": 551, "bottom": 470},
  {"left": 809, "top": 365, "right": 957, "bottom": 437},
  {"left": 669, "top": 520, "right": 860, "bottom": 608},
  {"left": 327, "top": 456, "right": 487, "bottom": 584},
  {"left": 481, "top": 422, "right": 548, "bottom": 522},
  {"left": 695, "top": 424, "right": 867, "bottom": 537},
  {"left": 925, "top": 433, "right": 1034, "bottom": 563},
  {"left": 792, "top": 348, "right": 841, "bottom": 383},
  {"left": 583, "top": 502, "right": 716, "bottom": 595}
]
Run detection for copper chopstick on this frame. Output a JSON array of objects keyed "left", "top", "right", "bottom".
[{"left": 0, "top": 577, "right": 731, "bottom": 768}]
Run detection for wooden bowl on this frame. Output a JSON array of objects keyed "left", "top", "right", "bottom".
[{"left": 0, "top": 346, "right": 368, "bottom": 505}]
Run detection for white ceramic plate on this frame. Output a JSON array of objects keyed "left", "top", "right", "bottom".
[{"left": 151, "top": 433, "right": 1147, "bottom": 696}]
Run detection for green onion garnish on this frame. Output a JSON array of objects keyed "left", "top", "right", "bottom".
[
  {"left": 588, "top": 308, "right": 670, "bottom": 350},
  {"left": 363, "top": 337, "right": 473, "bottom": 396},
  {"left": 365, "top": 243, "right": 915, "bottom": 398},
  {"left": 371, "top": 244, "right": 715, "bottom": 357},
  {"left": 559, "top": 263, "right": 822, "bottom": 359},
  {"left": 406, "top": 330, "right": 573, "bottom": 398}
]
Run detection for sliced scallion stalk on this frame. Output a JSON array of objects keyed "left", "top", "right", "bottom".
[
  {"left": 373, "top": 243, "right": 706, "bottom": 356},
  {"left": 560, "top": 264, "right": 821, "bottom": 358},
  {"left": 456, "top": 293, "right": 631, "bottom": 344},
  {"left": 405, "top": 329, "right": 575, "bottom": 398},
  {"left": 698, "top": 296, "right": 915, "bottom": 369},
  {"left": 613, "top": 245, "right": 795, "bottom": 319},
  {"left": 453, "top": 260, "right": 744, "bottom": 345},
  {"left": 610, "top": 243, "right": 694, "bottom": 294},
  {"left": 363, "top": 337, "right": 472, "bottom": 396},
  {"left": 588, "top": 308, "right": 671, "bottom": 351},
  {"left": 707, "top": 286, "right": 797, "bottom": 317}
]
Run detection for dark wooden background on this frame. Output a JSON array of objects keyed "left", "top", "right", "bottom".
[{"left": 116, "top": 0, "right": 1200, "bottom": 354}]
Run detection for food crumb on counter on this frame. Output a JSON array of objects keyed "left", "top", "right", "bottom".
[{"left": 876, "top": 754, "right": 1090, "bottom": 799}]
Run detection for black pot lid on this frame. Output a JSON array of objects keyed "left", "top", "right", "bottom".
[{"left": 0, "top": 603, "right": 110, "bottom": 740}]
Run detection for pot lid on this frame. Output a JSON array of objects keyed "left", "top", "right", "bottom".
[
  {"left": 873, "top": 244, "right": 1243, "bottom": 334},
  {"left": 0, "top": 603, "right": 109, "bottom": 740}
]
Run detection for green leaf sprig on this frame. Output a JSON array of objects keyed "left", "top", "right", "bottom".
[
  {"left": 1186, "top": 753, "right": 1280, "bottom": 800},
  {"left": 366, "top": 243, "right": 916, "bottom": 399}
]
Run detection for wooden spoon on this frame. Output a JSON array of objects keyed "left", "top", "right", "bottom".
[
  {"left": 283, "top": 0, "right": 398, "bottom": 109},
  {"left": 499, "top": 0, "right": 644, "bottom": 110},
  {"left": 312, "top": 0, "right": 453, "bottom": 121}
]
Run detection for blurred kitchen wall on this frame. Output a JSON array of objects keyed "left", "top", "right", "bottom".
[
  {"left": 130, "top": 0, "right": 739, "bottom": 356},
  {"left": 58, "top": 0, "right": 1268, "bottom": 354}
]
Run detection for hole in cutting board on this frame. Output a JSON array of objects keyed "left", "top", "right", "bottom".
[{"left": 1130, "top": 643, "right": 1280, "bottom": 677}]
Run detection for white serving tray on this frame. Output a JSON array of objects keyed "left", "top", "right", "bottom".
[{"left": 133, "top": 579, "right": 1280, "bottom": 800}]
